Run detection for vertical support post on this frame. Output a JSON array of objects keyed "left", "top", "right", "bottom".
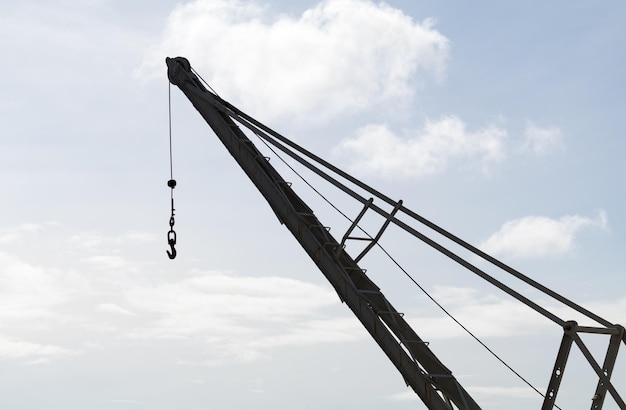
[
  {"left": 542, "top": 321, "right": 576, "bottom": 410},
  {"left": 591, "top": 326, "right": 624, "bottom": 409}
]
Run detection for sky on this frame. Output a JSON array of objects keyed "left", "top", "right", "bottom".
[{"left": 1, "top": 0, "right": 625, "bottom": 409}]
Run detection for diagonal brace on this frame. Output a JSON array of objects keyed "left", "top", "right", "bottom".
[
  {"left": 591, "top": 325, "right": 624, "bottom": 409},
  {"left": 571, "top": 330, "right": 626, "bottom": 409}
]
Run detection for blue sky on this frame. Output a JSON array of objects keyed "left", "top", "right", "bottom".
[{"left": 1, "top": 1, "right": 625, "bottom": 409}]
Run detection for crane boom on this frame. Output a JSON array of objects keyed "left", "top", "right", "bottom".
[
  {"left": 165, "top": 56, "right": 625, "bottom": 409},
  {"left": 166, "top": 56, "right": 480, "bottom": 409}
]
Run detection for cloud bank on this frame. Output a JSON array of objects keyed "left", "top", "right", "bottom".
[
  {"left": 141, "top": 0, "right": 449, "bottom": 122},
  {"left": 0, "top": 224, "right": 364, "bottom": 365},
  {"left": 480, "top": 210, "right": 607, "bottom": 259},
  {"left": 124, "top": 270, "right": 364, "bottom": 365},
  {"left": 333, "top": 116, "right": 507, "bottom": 178}
]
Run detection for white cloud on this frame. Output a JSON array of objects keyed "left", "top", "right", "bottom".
[
  {"left": 68, "top": 231, "right": 158, "bottom": 250},
  {"left": 522, "top": 123, "right": 564, "bottom": 155},
  {"left": 0, "top": 252, "right": 82, "bottom": 323},
  {"left": 126, "top": 271, "right": 339, "bottom": 325},
  {"left": 406, "top": 286, "right": 625, "bottom": 341},
  {"left": 69, "top": 231, "right": 159, "bottom": 273},
  {"left": 522, "top": 123, "right": 563, "bottom": 156},
  {"left": 124, "top": 270, "right": 363, "bottom": 365},
  {"left": 408, "top": 287, "right": 551, "bottom": 339},
  {"left": 585, "top": 297, "right": 626, "bottom": 326},
  {"left": 81, "top": 255, "right": 137, "bottom": 272},
  {"left": 468, "top": 385, "right": 538, "bottom": 399},
  {"left": 333, "top": 116, "right": 507, "bottom": 178},
  {"left": 0, "top": 335, "right": 75, "bottom": 363},
  {"left": 479, "top": 210, "right": 607, "bottom": 259},
  {"left": 388, "top": 388, "right": 423, "bottom": 402},
  {"left": 0, "top": 225, "right": 360, "bottom": 367},
  {"left": 140, "top": 0, "right": 449, "bottom": 122},
  {"left": 0, "top": 223, "right": 44, "bottom": 244},
  {"left": 395, "top": 286, "right": 626, "bottom": 349},
  {"left": 389, "top": 385, "right": 537, "bottom": 402},
  {"left": 250, "top": 317, "right": 362, "bottom": 348},
  {"left": 0, "top": 243, "right": 89, "bottom": 362},
  {"left": 97, "top": 303, "right": 136, "bottom": 316}
]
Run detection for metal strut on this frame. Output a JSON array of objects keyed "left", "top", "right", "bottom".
[
  {"left": 543, "top": 322, "right": 626, "bottom": 410},
  {"left": 355, "top": 199, "right": 403, "bottom": 263},
  {"left": 337, "top": 198, "right": 403, "bottom": 263}
]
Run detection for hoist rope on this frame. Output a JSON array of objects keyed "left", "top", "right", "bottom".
[
  {"left": 246, "top": 123, "right": 559, "bottom": 408},
  {"left": 166, "top": 82, "right": 177, "bottom": 259},
  {"left": 168, "top": 83, "right": 174, "bottom": 187}
]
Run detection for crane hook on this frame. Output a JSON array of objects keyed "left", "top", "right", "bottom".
[
  {"left": 166, "top": 215, "right": 177, "bottom": 260},
  {"left": 167, "top": 233, "right": 177, "bottom": 259}
]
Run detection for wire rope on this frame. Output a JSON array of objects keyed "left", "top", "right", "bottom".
[
  {"left": 168, "top": 83, "right": 174, "bottom": 189},
  {"left": 166, "top": 82, "right": 177, "bottom": 259},
  {"left": 245, "top": 123, "right": 559, "bottom": 408},
  {"left": 376, "top": 242, "right": 558, "bottom": 407},
  {"left": 223, "top": 100, "right": 610, "bottom": 328},
  {"left": 191, "top": 67, "right": 221, "bottom": 97}
]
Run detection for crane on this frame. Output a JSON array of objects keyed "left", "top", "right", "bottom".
[{"left": 165, "top": 56, "right": 625, "bottom": 409}]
